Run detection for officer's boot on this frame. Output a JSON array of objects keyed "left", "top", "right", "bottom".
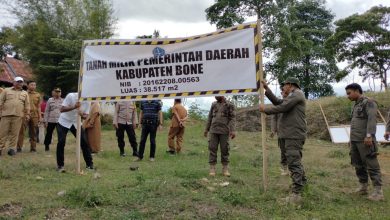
[
  {"left": 353, "top": 183, "right": 368, "bottom": 195},
  {"left": 280, "top": 165, "right": 289, "bottom": 176},
  {"left": 282, "top": 193, "right": 302, "bottom": 204},
  {"left": 368, "top": 186, "right": 385, "bottom": 201},
  {"left": 209, "top": 165, "right": 216, "bottom": 177},
  {"left": 222, "top": 164, "right": 230, "bottom": 177}
]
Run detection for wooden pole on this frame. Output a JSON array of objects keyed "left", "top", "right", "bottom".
[
  {"left": 319, "top": 103, "right": 330, "bottom": 130},
  {"left": 257, "top": 19, "right": 267, "bottom": 191},
  {"left": 377, "top": 109, "right": 387, "bottom": 124},
  {"left": 75, "top": 45, "right": 86, "bottom": 174}
]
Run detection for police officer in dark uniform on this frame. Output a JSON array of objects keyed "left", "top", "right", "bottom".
[{"left": 345, "top": 83, "right": 384, "bottom": 201}]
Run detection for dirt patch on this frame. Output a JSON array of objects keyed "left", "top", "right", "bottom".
[
  {"left": 45, "top": 208, "right": 73, "bottom": 220},
  {"left": 0, "top": 203, "right": 23, "bottom": 218}
]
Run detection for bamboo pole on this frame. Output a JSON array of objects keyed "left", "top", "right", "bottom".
[{"left": 257, "top": 19, "right": 267, "bottom": 191}]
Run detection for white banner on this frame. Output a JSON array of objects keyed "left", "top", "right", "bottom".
[{"left": 80, "top": 24, "right": 258, "bottom": 100}]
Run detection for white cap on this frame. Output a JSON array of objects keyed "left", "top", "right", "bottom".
[{"left": 14, "top": 76, "right": 24, "bottom": 82}]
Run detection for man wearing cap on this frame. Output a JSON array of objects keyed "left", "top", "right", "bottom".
[
  {"left": 17, "top": 80, "right": 41, "bottom": 152},
  {"left": 260, "top": 77, "right": 307, "bottom": 204},
  {"left": 0, "top": 77, "right": 30, "bottom": 156},
  {"left": 270, "top": 86, "right": 289, "bottom": 176},
  {"left": 43, "top": 88, "right": 63, "bottom": 151}
]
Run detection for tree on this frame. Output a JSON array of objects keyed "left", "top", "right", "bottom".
[
  {"left": 228, "top": 95, "right": 259, "bottom": 108},
  {"left": 205, "top": 0, "right": 288, "bottom": 56},
  {"left": 326, "top": 6, "right": 390, "bottom": 90},
  {"left": 2, "top": 0, "right": 116, "bottom": 94},
  {"left": 269, "top": 0, "right": 338, "bottom": 98},
  {"left": 188, "top": 102, "right": 206, "bottom": 121}
]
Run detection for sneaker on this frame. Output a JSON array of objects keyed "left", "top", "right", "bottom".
[
  {"left": 149, "top": 158, "right": 155, "bottom": 162},
  {"left": 30, "top": 149, "right": 37, "bottom": 153},
  {"left": 7, "top": 149, "right": 16, "bottom": 156},
  {"left": 120, "top": 153, "right": 126, "bottom": 157},
  {"left": 86, "top": 166, "right": 95, "bottom": 170},
  {"left": 134, "top": 157, "right": 142, "bottom": 162},
  {"left": 45, "top": 145, "right": 50, "bottom": 151},
  {"left": 57, "top": 166, "right": 66, "bottom": 173}
]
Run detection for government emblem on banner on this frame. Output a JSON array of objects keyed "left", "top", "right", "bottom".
[{"left": 153, "top": 47, "right": 165, "bottom": 58}]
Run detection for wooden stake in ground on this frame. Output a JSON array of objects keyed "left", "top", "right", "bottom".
[
  {"left": 76, "top": 45, "right": 86, "bottom": 174},
  {"left": 257, "top": 19, "right": 268, "bottom": 191}
]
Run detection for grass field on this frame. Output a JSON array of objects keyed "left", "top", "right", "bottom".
[{"left": 0, "top": 120, "right": 389, "bottom": 219}]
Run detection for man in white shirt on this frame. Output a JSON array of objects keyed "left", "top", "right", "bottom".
[{"left": 56, "top": 93, "right": 93, "bottom": 172}]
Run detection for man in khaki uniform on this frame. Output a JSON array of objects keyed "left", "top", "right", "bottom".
[
  {"left": 270, "top": 87, "right": 289, "bottom": 176},
  {"left": 260, "top": 77, "right": 307, "bottom": 204},
  {"left": 345, "top": 83, "right": 384, "bottom": 201},
  {"left": 167, "top": 99, "right": 188, "bottom": 154},
  {"left": 204, "top": 96, "right": 236, "bottom": 177},
  {"left": 17, "top": 80, "right": 41, "bottom": 152},
  {"left": 0, "top": 77, "right": 30, "bottom": 156}
]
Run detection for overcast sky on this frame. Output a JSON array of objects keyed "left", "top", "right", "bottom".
[{"left": 1, "top": 0, "right": 389, "bottom": 108}]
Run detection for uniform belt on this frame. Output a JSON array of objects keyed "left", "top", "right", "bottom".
[{"left": 142, "top": 119, "right": 157, "bottom": 124}]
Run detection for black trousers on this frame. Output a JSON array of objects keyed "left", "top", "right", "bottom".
[
  {"left": 44, "top": 122, "right": 57, "bottom": 147},
  {"left": 56, "top": 123, "right": 93, "bottom": 168},
  {"left": 116, "top": 123, "right": 138, "bottom": 156},
  {"left": 138, "top": 123, "right": 158, "bottom": 159}
]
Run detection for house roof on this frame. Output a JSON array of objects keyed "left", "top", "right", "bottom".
[{"left": 0, "top": 57, "right": 33, "bottom": 84}]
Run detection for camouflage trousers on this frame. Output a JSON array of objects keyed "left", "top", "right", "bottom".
[
  {"left": 208, "top": 133, "right": 229, "bottom": 165},
  {"left": 350, "top": 141, "right": 382, "bottom": 186},
  {"left": 280, "top": 138, "right": 307, "bottom": 194},
  {"left": 278, "top": 138, "right": 287, "bottom": 167}
]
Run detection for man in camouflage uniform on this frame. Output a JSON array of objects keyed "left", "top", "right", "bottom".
[
  {"left": 18, "top": 80, "right": 41, "bottom": 152},
  {"left": 204, "top": 96, "right": 236, "bottom": 177},
  {"left": 260, "top": 77, "right": 307, "bottom": 204},
  {"left": 345, "top": 83, "right": 384, "bottom": 201},
  {"left": 270, "top": 86, "right": 289, "bottom": 176}
]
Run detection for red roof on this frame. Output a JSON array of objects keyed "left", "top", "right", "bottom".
[{"left": 0, "top": 57, "right": 33, "bottom": 84}]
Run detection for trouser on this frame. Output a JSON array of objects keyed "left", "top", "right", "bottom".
[
  {"left": 350, "top": 141, "right": 382, "bottom": 186},
  {"left": 56, "top": 123, "right": 93, "bottom": 168},
  {"left": 278, "top": 138, "right": 287, "bottom": 167},
  {"left": 116, "top": 123, "right": 138, "bottom": 156},
  {"left": 17, "top": 117, "right": 39, "bottom": 151},
  {"left": 44, "top": 122, "right": 57, "bottom": 148},
  {"left": 281, "top": 138, "right": 307, "bottom": 194},
  {"left": 168, "top": 126, "right": 185, "bottom": 152},
  {"left": 0, "top": 116, "right": 23, "bottom": 152},
  {"left": 138, "top": 122, "right": 158, "bottom": 159},
  {"left": 208, "top": 133, "right": 229, "bottom": 165}
]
